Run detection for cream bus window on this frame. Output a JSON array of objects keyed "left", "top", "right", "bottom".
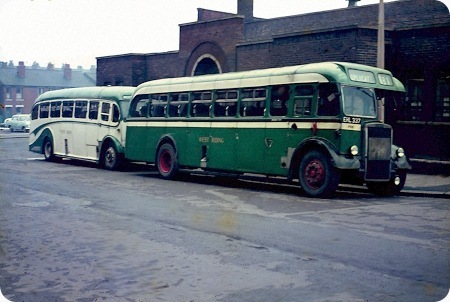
[
  {"left": 50, "top": 101, "right": 61, "bottom": 118},
  {"left": 75, "top": 101, "right": 88, "bottom": 119},
  {"left": 62, "top": 101, "right": 74, "bottom": 118},
  {"left": 39, "top": 102, "right": 50, "bottom": 119}
]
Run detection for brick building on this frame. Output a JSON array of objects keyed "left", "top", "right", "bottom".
[
  {"left": 97, "top": 0, "right": 450, "bottom": 162},
  {"left": 0, "top": 61, "right": 96, "bottom": 122}
]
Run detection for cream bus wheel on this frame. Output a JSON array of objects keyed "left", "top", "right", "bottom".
[
  {"left": 103, "top": 143, "right": 121, "bottom": 171},
  {"left": 43, "top": 138, "right": 56, "bottom": 162}
]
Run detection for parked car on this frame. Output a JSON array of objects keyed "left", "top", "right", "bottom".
[
  {"left": 0, "top": 117, "right": 12, "bottom": 128},
  {"left": 8, "top": 114, "right": 31, "bottom": 132}
]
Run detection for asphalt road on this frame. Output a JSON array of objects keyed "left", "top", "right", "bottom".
[{"left": 0, "top": 134, "right": 449, "bottom": 302}]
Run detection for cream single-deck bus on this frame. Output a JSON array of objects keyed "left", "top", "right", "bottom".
[
  {"left": 29, "top": 86, "right": 134, "bottom": 170},
  {"left": 124, "top": 62, "right": 411, "bottom": 197}
]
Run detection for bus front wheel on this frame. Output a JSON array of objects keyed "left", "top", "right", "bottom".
[
  {"left": 299, "top": 150, "right": 340, "bottom": 198},
  {"left": 156, "top": 143, "right": 178, "bottom": 179},
  {"left": 102, "top": 143, "right": 121, "bottom": 171}
]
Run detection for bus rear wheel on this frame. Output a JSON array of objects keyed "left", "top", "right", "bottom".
[
  {"left": 156, "top": 143, "right": 178, "bottom": 179},
  {"left": 102, "top": 143, "right": 121, "bottom": 171},
  {"left": 299, "top": 150, "right": 340, "bottom": 198},
  {"left": 43, "top": 138, "right": 56, "bottom": 162}
]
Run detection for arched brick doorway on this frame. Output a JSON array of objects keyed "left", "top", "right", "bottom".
[
  {"left": 185, "top": 42, "right": 228, "bottom": 77},
  {"left": 191, "top": 54, "right": 222, "bottom": 76}
]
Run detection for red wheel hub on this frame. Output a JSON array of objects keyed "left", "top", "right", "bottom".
[
  {"left": 159, "top": 150, "right": 172, "bottom": 173},
  {"left": 304, "top": 160, "right": 325, "bottom": 189}
]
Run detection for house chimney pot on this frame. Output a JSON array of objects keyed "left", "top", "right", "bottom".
[
  {"left": 63, "top": 64, "right": 72, "bottom": 80},
  {"left": 17, "top": 61, "right": 26, "bottom": 78},
  {"left": 238, "top": 0, "right": 253, "bottom": 22}
]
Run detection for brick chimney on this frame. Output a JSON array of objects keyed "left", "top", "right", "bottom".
[
  {"left": 238, "top": 0, "right": 253, "bottom": 22},
  {"left": 63, "top": 64, "right": 72, "bottom": 80},
  {"left": 17, "top": 61, "right": 25, "bottom": 78},
  {"left": 347, "top": 0, "right": 361, "bottom": 7}
]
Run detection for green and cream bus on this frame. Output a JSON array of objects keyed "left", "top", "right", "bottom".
[
  {"left": 29, "top": 86, "right": 134, "bottom": 170},
  {"left": 125, "top": 62, "right": 410, "bottom": 197}
]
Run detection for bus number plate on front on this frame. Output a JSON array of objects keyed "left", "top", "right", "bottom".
[{"left": 343, "top": 117, "right": 361, "bottom": 124}]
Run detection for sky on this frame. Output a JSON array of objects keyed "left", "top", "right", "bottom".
[{"left": 0, "top": 0, "right": 449, "bottom": 69}]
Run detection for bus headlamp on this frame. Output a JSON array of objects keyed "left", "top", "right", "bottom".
[
  {"left": 396, "top": 147, "right": 405, "bottom": 158},
  {"left": 350, "top": 145, "right": 359, "bottom": 156}
]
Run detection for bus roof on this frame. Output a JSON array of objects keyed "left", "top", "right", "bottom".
[
  {"left": 34, "top": 86, "right": 135, "bottom": 104},
  {"left": 134, "top": 62, "right": 405, "bottom": 96}
]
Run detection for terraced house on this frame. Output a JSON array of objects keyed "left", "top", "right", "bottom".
[{"left": 0, "top": 62, "right": 96, "bottom": 122}]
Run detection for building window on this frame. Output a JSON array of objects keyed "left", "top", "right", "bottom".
[
  {"left": 6, "top": 87, "right": 11, "bottom": 99},
  {"left": 38, "top": 88, "right": 45, "bottom": 95},
  {"left": 16, "top": 87, "right": 23, "bottom": 99},
  {"left": 435, "top": 77, "right": 450, "bottom": 122},
  {"left": 15, "top": 105, "right": 24, "bottom": 114},
  {"left": 5, "top": 105, "right": 12, "bottom": 118},
  {"left": 403, "top": 79, "right": 424, "bottom": 121}
]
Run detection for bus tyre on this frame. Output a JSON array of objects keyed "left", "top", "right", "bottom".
[
  {"left": 299, "top": 150, "right": 340, "bottom": 198},
  {"left": 156, "top": 143, "right": 179, "bottom": 179},
  {"left": 43, "top": 138, "right": 56, "bottom": 162},
  {"left": 103, "top": 143, "right": 121, "bottom": 171},
  {"left": 367, "top": 171, "right": 406, "bottom": 196}
]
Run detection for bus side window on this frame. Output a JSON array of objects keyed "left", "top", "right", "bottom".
[
  {"left": 39, "top": 102, "right": 49, "bottom": 119},
  {"left": 240, "top": 88, "right": 266, "bottom": 117},
  {"left": 129, "top": 95, "right": 149, "bottom": 117},
  {"left": 169, "top": 93, "right": 189, "bottom": 117},
  {"left": 31, "top": 104, "right": 39, "bottom": 120},
  {"left": 215, "top": 90, "right": 237, "bottom": 117},
  {"left": 191, "top": 91, "right": 212, "bottom": 117},
  {"left": 294, "top": 85, "right": 314, "bottom": 117},
  {"left": 50, "top": 101, "right": 61, "bottom": 118},
  {"left": 112, "top": 104, "right": 120, "bottom": 122},
  {"left": 62, "top": 101, "right": 74, "bottom": 118},
  {"left": 150, "top": 94, "right": 168, "bottom": 117},
  {"left": 89, "top": 101, "right": 99, "bottom": 120},
  {"left": 75, "top": 101, "right": 88, "bottom": 119},
  {"left": 270, "top": 85, "right": 289, "bottom": 116},
  {"left": 101, "top": 102, "right": 110, "bottom": 121},
  {"left": 317, "top": 83, "right": 340, "bottom": 116}
]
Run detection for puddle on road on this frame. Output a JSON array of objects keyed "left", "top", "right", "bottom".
[{"left": 13, "top": 201, "right": 49, "bottom": 208}]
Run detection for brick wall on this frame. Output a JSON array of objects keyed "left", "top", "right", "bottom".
[
  {"left": 179, "top": 17, "right": 244, "bottom": 75},
  {"left": 97, "top": 54, "right": 146, "bottom": 86}
]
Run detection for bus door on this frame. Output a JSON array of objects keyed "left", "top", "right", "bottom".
[
  {"left": 235, "top": 88, "right": 267, "bottom": 173},
  {"left": 86, "top": 100, "right": 122, "bottom": 160},
  {"left": 72, "top": 100, "right": 89, "bottom": 158},
  {"left": 235, "top": 120, "right": 266, "bottom": 174},
  {"left": 263, "top": 85, "right": 292, "bottom": 176},
  {"left": 60, "top": 100, "right": 74, "bottom": 155},
  {"left": 207, "top": 93, "right": 239, "bottom": 171},
  {"left": 206, "top": 121, "right": 238, "bottom": 171},
  {"left": 83, "top": 100, "right": 101, "bottom": 159}
]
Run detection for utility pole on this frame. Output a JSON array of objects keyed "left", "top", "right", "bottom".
[
  {"left": 377, "top": 0, "right": 385, "bottom": 122},
  {"left": 377, "top": 0, "right": 385, "bottom": 69}
]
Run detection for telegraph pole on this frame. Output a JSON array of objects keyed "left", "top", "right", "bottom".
[
  {"left": 377, "top": 0, "right": 385, "bottom": 69},
  {"left": 377, "top": 0, "right": 385, "bottom": 122}
]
